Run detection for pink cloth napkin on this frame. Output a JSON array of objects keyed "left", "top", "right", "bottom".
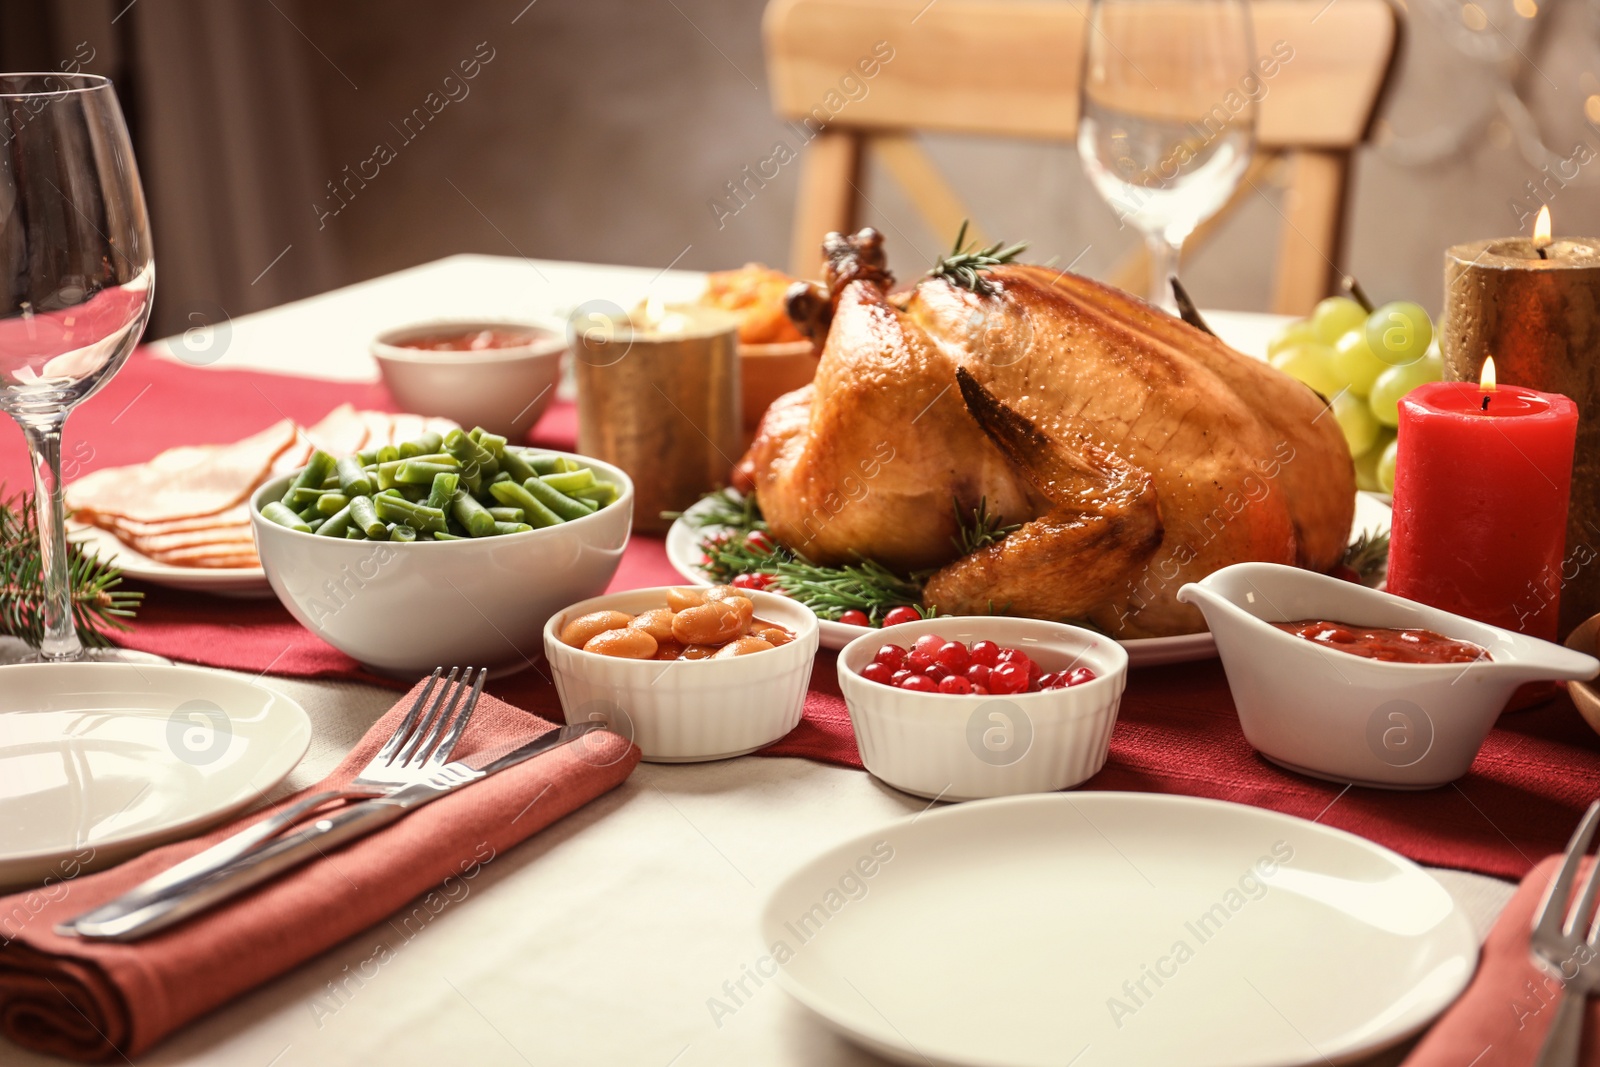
[{"left": 0, "top": 679, "right": 639, "bottom": 1061}]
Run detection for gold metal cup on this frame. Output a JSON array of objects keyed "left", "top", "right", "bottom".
[{"left": 573, "top": 303, "right": 741, "bottom": 535}]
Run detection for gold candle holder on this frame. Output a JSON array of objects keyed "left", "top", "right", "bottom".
[
  {"left": 1441, "top": 232, "right": 1600, "bottom": 635},
  {"left": 574, "top": 302, "right": 740, "bottom": 535}
]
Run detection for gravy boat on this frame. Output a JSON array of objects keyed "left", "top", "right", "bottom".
[{"left": 1177, "top": 563, "right": 1599, "bottom": 789}]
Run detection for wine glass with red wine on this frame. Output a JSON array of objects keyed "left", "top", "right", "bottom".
[{"left": 0, "top": 73, "right": 162, "bottom": 663}]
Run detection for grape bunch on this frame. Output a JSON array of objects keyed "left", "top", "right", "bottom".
[{"left": 1267, "top": 295, "right": 1441, "bottom": 494}]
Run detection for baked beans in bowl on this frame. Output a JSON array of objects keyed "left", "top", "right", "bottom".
[{"left": 543, "top": 586, "right": 819, "bottom": 762}]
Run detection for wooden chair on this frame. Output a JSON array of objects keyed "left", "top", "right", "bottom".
[{"left": 762, "top": 0, "right": 1401, "bottom": 315}]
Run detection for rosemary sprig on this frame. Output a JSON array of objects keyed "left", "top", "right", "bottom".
[
  {"left": 1341, "top": 528, "right": 1390, "bottom": 586},
  {"left": 663, "top": 487, "right": 766, "bottom": 536},
  {"left": 0, "top": 487, "right": 141, "bottom": 648},
  {"left": 927, "top": 220, "right": 1028, "bottom": 297},
  {"left": 951, "top": 496, "right": 1021, "bottom": 555},
  {"left": 698, "top": 534, "right": 928, "bottom": 625}
]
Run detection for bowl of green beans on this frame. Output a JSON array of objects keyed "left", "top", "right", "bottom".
[{"left": 250, "top": 425, "right": 633, "bottom": 677}]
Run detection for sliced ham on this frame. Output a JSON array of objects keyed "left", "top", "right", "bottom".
[
  {"left": 66, "top": 419, "right": 299, "bottom": 525},
  {"left": 67, "top": 406, "right": 460, "bottom": 571}
]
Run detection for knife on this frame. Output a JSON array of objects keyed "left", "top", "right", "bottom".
[{"left": 62, "top": 722, "right": 608, "bottom": 942}]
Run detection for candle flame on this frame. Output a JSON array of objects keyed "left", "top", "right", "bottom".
[
  {"left": 643, "top": 295, "right": 666, "bottom": 323},
  {"left": 1480, "top": 356, "right": 1497, "bottom": 391},
  {"left": 1533, "top": 205, "right": 1552, "bottom": 248}
]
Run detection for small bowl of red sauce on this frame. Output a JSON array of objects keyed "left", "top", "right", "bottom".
[
  {"left": 1178, "top": 563, "right": 1599, "bottom": 789},
  {"left": 372, "top": 320, "right": 566, "bottom": 439}
]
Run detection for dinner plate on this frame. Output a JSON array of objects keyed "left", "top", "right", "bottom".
[
  {"left": 70, "top": 522, "right": 273, "bottom": 598},
  {"left": 665, "top": 492, "right": 1394, "bottom": 666},
  {"left": 763, "top": 792, "right": 1476, "bottom": 1067},
  {"left": 0, "top": 663, "right": 312, "bottom": 889}
]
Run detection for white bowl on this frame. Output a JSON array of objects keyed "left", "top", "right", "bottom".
[
  {"left": 251, "top": 450, "right": 632, "bottom": 678},
  {"left": 1178, "top": 562, "right": 1600, "bottom": 789},
  {"left": 372, "top": 320, "right": 566, "bottom": 439},
  {"left": 837, "top": 618, "right": 1128, "bottom": 802},
  {"left": 542, "top": 587, "right": 819, "bottom": 762}
]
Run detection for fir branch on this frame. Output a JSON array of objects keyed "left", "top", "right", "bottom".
[
  {"left": 951, "top": 496, "right": 1022, "bottom": 556},
  {"left": 928, "top": 220, "right": 1028, "bottom": 297},
  {"left": 1342, "top": 527, "right": 1390, "bottom": 586},
  {"left": 663, "top": 487, "right": 766, "bottom": 536},
  {"left": 697, "top": 534, "right": 928, "bottom": 625},
  {"left": 0, "top": 487, "right": 141, "bottom": 648}
]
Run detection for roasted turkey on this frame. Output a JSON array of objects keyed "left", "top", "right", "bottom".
[{"left": 733, "top": 230, "right": 1355, "bottom": 639}]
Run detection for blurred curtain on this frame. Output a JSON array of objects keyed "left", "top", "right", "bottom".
[{"left": 2, "top": 0, "right": 339, "bottom": 337}]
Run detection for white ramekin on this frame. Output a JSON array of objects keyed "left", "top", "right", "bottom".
[
  {"left": 371, "top": 320, "right": 566, "bottom": 439},
  {"left": 1179, "top": 562, "right": 1600, "bottom": 789},
  {"left": 542, "top": 587, "right": 820, "bottom": 762},
  {"left": 837, "top": 617, "right": 1129, "bottom": 801}
]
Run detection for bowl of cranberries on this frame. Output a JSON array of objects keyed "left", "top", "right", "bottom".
[{"left": 837, "top": 617, "right": 1128, "bottom": 801}]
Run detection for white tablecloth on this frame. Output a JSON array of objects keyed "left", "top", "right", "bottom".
[{"left": 5, "top": 257, "right": 1517, "bottom": 1067}]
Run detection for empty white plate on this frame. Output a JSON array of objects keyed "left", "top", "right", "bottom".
[
  {"left": 0, "top": 663, "right": 311, "bottom": 889},
  {"left": 763, "top": 792, "right": 1476, "bottom": 1067}
]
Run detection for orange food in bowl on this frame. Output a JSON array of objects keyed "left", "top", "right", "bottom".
[
  {"left": 560, "top": 587, "right": 796, "bottom": 660},
  {"left": 701, "top": 264, "right": 806, "bottom": 345}
]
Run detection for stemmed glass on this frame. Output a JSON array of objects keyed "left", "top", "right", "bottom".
[
  {"left": 0, "top": 73, "right": 159, "bottom": 663},
  {"left": 1077, "top": 0, "right": 1258, "bottom": 310}
]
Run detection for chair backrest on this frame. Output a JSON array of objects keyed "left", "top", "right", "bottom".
[{"left": 763, "top": 0, "right": 1400, "bottom": 315}]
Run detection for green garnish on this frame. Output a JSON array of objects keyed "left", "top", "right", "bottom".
[{"left": 928, "top": 220, "right": 1028, "bottom": 297}]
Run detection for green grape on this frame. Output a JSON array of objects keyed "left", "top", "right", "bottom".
[
  {"left": 1311, "top": 297, "right": 1367, "bottom": 345},
  {"left": 1270, "top": 344, "right": 1343, "bottom": 398},
  {"left": 1368, "top": 354, "right": 1443, "bottom": 426},
  {"left": 1331, "top": 330, "right": 1387, "bottom": 398},
  {"left": 1376, "top": 436, "right": 1399, "bottom": 494},
  {"left": 1332, "top": 391, "right": 1380, "bottom": 455},
  {"left": 1364, "top": 301, "right": 1433, "bottom": 367},
  {"left": 1353, "top": 429, "right": 1395, "bottom": 492},
  {"left": 1267, "top": 319, "right": 1318, "bottom": 358}
]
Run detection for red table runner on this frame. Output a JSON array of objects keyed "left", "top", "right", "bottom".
[{"left": 4, "top": 352, "right": 1598, "bottom": 882}]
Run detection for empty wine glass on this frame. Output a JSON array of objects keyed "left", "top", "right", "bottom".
[
  {"left": 0, "top": 73, "right": 161, "bottom": 663},
  {"left": 1078, "top": 0, "right": 1257, "bottom": 310}
]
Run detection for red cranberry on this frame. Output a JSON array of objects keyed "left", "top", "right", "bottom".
[
  {"left": 839, "top": 609, "right": 870, "bottom": 628},
  {"left": 938, "top": 675, "right": 973, "bottom": 695},
  {"left": 1036, "top": 672, "right": 1057, "bottom": 690},
  {"left": 936, "top": 641, "right": 970, "bottom": 671},
  {"left": 924, "top": 664, "right": 950, "bottom": 682},
  {"left": 970, "top": 684, "right": 990, "bottom": 695},
  {"left": 990, "top": 662, "right": 1029, "bottom": 695},
  {"left": 899, "top": 673, "right": 938, "bottom": 693},
  {"left": 890, "top": 669, "right": 912, "bottom": 686},
  {"left": 970, "top": 640, "right": 1002, "bottom": 667},
  {"left": 862, "top": 662, "right": 894, "bottom": 685},
  {"left": 966, "top": 664, "right": 992, "bottom": 689},
  {"left": 745, "top": 530, "right": 774, "bottom": 552},
  {"left": 883, "top": 606, "right": 922, "bottom": 627},
  {"left": 1067, "top": 667, "right": 1097, "bottom": 687},
  {"left": 873, "top": 644, "right": 907, "bottom": 670}
]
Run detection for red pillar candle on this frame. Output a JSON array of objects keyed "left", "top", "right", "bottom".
[{"left": 1388, "top": 368, "right": 1578, "bottom": 640}]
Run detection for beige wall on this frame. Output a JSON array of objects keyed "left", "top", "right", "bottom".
[{"left": 43, "top": 0, "right": 1600, "bottom": 326}]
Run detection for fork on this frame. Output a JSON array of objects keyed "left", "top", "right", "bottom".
[
  {"left": 60, "top": 666, "right": 486, "bottom": 933},
  {"left": 1530, "top": 800, "right": 1600, "bottom": 1067}
]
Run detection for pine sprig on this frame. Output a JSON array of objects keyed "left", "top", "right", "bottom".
[
  {"left": 664, "top": 487, "right": 766, "bottom": 536},
  {"left": 951, "top": 496, "right": 1021, "bottom": 555},
  {"left": 697, "top": 534, "right": 928, "bottom": 625},
  {"left": 928, "top": 220, "right": 1028, "bottom": 297},
  {"left": 1341, "top": 527, "right": 1390, "bottom": 586},
  {"left": 0, "top": 487, "right": 141, "bottom": 648}
]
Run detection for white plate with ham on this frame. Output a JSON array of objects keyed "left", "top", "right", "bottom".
[
  {"left": 66, "top": 405, "right": 455, "bottom": 597},
  {"left": 664, "top": 492, "right": 1393, "bottom": 667}
]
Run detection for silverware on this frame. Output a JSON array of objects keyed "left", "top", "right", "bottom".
[
  {"left": 1530, "top": 799, "right": 1600, "bottom": 1067},
  {"left": 60, "top": 666, "right": 487, "bottom": 937},
  {"left": 62, "top": 720, "right": 605, "bottom": 941}
]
